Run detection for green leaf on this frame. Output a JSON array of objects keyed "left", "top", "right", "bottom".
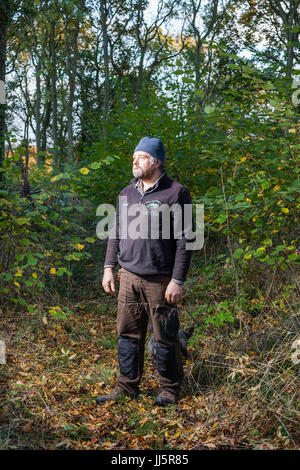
[
  {"left": 27, "top": 254, "right": 38, "bottom": 266},
  {"left": 194, "top": 88, "right": 204, "bottom": 98},
  {"left": 233, "top": 248, "right": 244, "bottom": 259},
  {"left": 215, "top": 213, "right": 227, "bottom": 224},
  {"left": 27, "top": 305, "right": 36, "bottom": 313},
  {"left": 85, "top": 237, "right": 96, "bottom": 243},
  {"left": 56, "top": 267, "right": 71, "bottom": 277},
  {"left": 204, "top": 105, "right": 215, "bottom": 114},
  {"left": 89, "top": 162, "right": 103, "bottom": 169},
  {"left": 15, "top": 218, "right": 29, "bottom": 225},
  {"left": 264, "top": 81, "right": 275, "bottom": 90}
]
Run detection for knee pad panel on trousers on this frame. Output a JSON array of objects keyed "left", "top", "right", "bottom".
[
  {"left": 118, "top": 336, "right": 139, "bottom": 379},
  {"left": 156, "top": 342, "right": 178, "bottom": 378},
  {"left": 159, "top": 305, "right": 179, "bottom": 341}
]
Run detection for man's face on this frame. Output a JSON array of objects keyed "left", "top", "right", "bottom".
[{"left": 132, "top": 151, "right": 158, "bottom": 179}]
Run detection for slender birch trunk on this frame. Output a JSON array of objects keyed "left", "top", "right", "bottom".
[
  {"left": 65, "top": 12, "right": 80, "bottom": 164},
  {"left": 0, "top": 0, "right": 9, "bottom": 184}
]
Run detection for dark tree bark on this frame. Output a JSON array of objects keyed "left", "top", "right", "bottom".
[
  {"left": 99, "top": 0, "right": 110, "bottom": 143},
  {"left": 41, "top": 73, "right": 52, "bottom": 156},
  {"left": 188, "top": 0, "right": 219, "bottom": 108},
  {"left": 64, "top": 1, "right": 84, "bottom": 164},
  {"left": 269, "top": 0, "right": 300, "bottom": 78},
  {"left": 34, "top": 24, "right": 49, "bottom": 166},
  {"left": 0, "top": 0, "right": 11, "bottom": 184},
  {"left": 50, "top": 20, "right": 59, "bottom": 167}
]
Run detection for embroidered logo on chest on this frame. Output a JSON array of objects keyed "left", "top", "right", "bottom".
[{"left": 145, "top": 200, "right": 162, "bottom": 211}]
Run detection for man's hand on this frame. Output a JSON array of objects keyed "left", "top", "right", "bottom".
[
  {"left": 165, "top": 280, "right": 183, "bottom": 304},
  {"left": 102, "top": 267, "right": 116, "bottom": 294}
]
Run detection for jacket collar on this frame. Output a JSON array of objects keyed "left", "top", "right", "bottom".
[{"left": 131, "top": 171, "right": 168, "bottom": 195}]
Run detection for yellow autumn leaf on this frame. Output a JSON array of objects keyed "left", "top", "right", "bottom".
[
  {"left": 273, "top": 185, "right": 280, "bottom": 191},
  {"left": 244, "top": 253, "right": 252, "bottom": 260},
  {"left": 79, "top": 167, "right": 89, "bottom": 175},
  {"left": 76, "top": 243, "right": 84, "bottom": 251},
  {"left": 14, "top": 282, "right": 21, "bottom": 287},
  {"left": 32, "top": 273, "right": 38, "bottom": 278},
  {"left": 281, "top": 208, "right": 289, "bottom": 214},
  {"left": 240, "top": 157, "right": 247, "bottom": 162},
  {"left": 50, "top": 268, "right": 56, "bottom": 275}
]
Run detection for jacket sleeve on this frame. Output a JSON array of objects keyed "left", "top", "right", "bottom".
[
  {"left": 104, "top": 195, "right": 120, "bottom": 268},
  {"left": 171, "top": 187, "right": 195, "bottom": 282}
]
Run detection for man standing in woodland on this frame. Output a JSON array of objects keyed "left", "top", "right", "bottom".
[{"left": 96, "top": 137, "right": 194, "bottom": 406}]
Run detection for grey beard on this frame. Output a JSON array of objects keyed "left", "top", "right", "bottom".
[
  {"left": 132, "top": 167, "right": 144, "bottom": 178},
  {"left": 132, "top": 166, "right": 155, "bottom": 179}
]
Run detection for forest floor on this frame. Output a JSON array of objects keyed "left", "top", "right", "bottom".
[{"left": 0, "top": 291, "right": 299, "bottom": 450}]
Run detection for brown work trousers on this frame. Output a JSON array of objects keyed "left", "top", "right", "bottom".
[{"left": 116, "top": 267, "right": 183, "bottom": 398}]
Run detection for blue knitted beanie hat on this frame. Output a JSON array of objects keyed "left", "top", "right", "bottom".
[{"left": 134, "top": 137, "right": 165, "bottom": 164}]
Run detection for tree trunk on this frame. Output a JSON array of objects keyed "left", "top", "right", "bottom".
[
  {"left": 50, "top": 21, "right": 58, "bottom": 167},
  {"left": 65, "top": 10, "right": 80, "bottom": 164},
  {"left": 269, "top": 0, "right": 300, "bottom": 79},
  {"left": 35, "top": 57, "right": 42, "bottom": 165},
  {"left": 99, "top": 0, "right": 110, "bottom": 144},
  {"left": 35, "top": 26, "right": 48, "bottom": 166},
  {"left": 0, "top": 0, "right": 9, "bottom": 185},
  {"left": 41, "top": 73, "right": 51, "bottom": 157}
]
